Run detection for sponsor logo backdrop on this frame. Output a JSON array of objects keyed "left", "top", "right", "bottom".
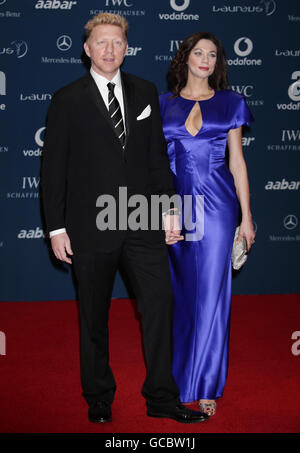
[{"left": 0, "top": 0, "right": 299, "bottom": 301}]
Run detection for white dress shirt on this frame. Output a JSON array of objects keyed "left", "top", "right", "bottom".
[{"left": 49, "top": 68, "right": 126, "bottom": 238}]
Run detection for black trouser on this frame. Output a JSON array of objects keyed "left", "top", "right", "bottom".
[{"left": 72, "top": 231, "right": 180, "bottom": 409}]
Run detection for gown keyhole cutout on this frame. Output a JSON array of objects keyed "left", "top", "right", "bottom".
[{"left": 185, "top": 102, "right": 203, "bottom": 137}]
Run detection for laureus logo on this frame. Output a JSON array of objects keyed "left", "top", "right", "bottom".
[
  {"left": 260, "top": 0, "right": 276, "bottom": 16},
  {"left": 0, "top": 41, "right": 28, "bottom": 58},
  {"left": 12, "top": 41, "right": 28, "bottom": 58}
]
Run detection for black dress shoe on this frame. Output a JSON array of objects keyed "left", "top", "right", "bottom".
[
  {"left": 147, "top": 403, "right": 209, "bottom": 424},
  {"left": 88, "top": 401, "right": 112, "bottom": 423}
]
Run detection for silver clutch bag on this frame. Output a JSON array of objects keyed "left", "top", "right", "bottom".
[{"left": 232, "top": 226, "right": 248, "bottom": 270}]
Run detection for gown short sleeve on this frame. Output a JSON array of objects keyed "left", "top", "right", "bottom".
[{"left": 229, "top": 92, "right": 254, "bottom": 130}]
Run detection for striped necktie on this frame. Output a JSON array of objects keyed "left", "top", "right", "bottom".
[{"left": 107, "top": 82, "right": 125, "bottom": 147}]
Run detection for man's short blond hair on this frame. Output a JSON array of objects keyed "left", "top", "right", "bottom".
[{"left": 85, "top": 13, "right": 128, "bottom": 41}]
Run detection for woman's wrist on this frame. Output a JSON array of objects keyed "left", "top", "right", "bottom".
[{"left": 241, "top": 211, "right": 252, "bottom": 222}]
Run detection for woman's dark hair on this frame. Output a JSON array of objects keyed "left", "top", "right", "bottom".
[{"left": 168, "top": 32, "right": 229, "bottom": 96}]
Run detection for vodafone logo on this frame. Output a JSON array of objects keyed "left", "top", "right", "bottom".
[
  {"left": 35, "top": 127, "right": 46, "bottom": 147},
  {"left": 159, "top": 0, "right": 198, "bottom": 20},
  {"left": 234, "top": 37, "right": 253, "bottom": 57},
  {"left": 228, "top": 37, "right": 262, "bottom": 66},
  {"left": 170, "top": 0, "right": 190, "bottom": 11}
]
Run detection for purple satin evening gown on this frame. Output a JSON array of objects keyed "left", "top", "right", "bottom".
[{"left": 159, "top": 90, "right": 254, "bottom": 402}]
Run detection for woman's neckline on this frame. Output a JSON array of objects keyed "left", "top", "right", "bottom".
[{"left": 179, "top": 90, "right": 217, "bottom": 102}]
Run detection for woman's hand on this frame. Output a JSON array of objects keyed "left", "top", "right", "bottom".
[
  {"left": 237, "top": 218, "right": 255, "bottom": 251},
  {"left": 163, "top": 213, "right": 184, "bottom": 245}
]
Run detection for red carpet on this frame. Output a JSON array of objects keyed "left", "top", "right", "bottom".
[{"left": 0, "top": 295, "right": 299, "bottom": 433}]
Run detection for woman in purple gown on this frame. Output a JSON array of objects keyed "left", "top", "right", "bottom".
[{"left": 159, "top": 32, "right": 255, "bottom": 416}]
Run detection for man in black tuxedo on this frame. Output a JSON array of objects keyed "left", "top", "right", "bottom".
[{"left": 42, "top": 13, "right": 208, "bottom": 424}]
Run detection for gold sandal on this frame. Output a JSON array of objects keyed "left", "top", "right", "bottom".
[{"left": 199, "top": 400, "right": 216, "bottom": 416}]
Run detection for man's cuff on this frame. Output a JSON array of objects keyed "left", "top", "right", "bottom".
[{"left": 49, "top": 228, "right": 66, "bottom": 238}]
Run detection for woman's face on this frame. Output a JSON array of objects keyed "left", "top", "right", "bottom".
[{"left": 187, "top": 39, "right": 217, "bottom": 80}]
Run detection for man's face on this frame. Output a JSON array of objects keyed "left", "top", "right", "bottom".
[{"left": 84, "top": 24, "right": 128, "bottom": 80}]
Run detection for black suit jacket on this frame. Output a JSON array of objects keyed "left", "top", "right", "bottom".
[{"left": 41, "top": 72, "right": 175, "bottom": 252}]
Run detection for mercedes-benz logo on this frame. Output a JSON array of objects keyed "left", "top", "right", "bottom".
[
  {"left": 57, "top": 35, "right": 72, "bottom": 52},
  {"left": 0, "top": 0, "right": 7, "bottom": 6},
  {"left": 283, "top": 214, "right": 298, "bottom": 230}
]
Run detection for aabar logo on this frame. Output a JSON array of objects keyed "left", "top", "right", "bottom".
[
  {"left": 265, "top": 179, "right": 300, "bottom": 190},
  {"left": 35, "top": 1, "right": 77, "bottom": 9},
  {"left": 18, "top": 227, "right": 45, "bottom": 239},
  {"left": 126, "top": 47, "right": 142, "bottom": 56}
]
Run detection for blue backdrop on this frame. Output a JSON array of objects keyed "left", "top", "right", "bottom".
[{"left": 1, "top": 0, "right": 299, "bottom": 301}]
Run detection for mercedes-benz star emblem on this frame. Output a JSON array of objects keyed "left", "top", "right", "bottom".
[
  {"left": 57, "top": 35, "right": 72, "bottom": 52},
  {"left": 283, "top": 215, "right": 298, "bottom": 230},
  {"left": 0, "top": 0, "right": 7, "bottom": 6}
]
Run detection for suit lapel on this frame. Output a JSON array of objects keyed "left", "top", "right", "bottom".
[
  {"left": 83, "top": 74, "right": 121, "bottom": 144},
  {"left": 83, "top": 72, "right": 136, "bottom": 152},
  {"left": 121, "top": 72, "right": 135, "bottom": 148}
]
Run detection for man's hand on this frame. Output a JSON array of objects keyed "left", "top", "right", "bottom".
[
  {"left": 163, "top": 214, "right": 184, "bottom": 245},
  {"left": 50, "top": 232, "right": 73, "bottom": 264}
]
